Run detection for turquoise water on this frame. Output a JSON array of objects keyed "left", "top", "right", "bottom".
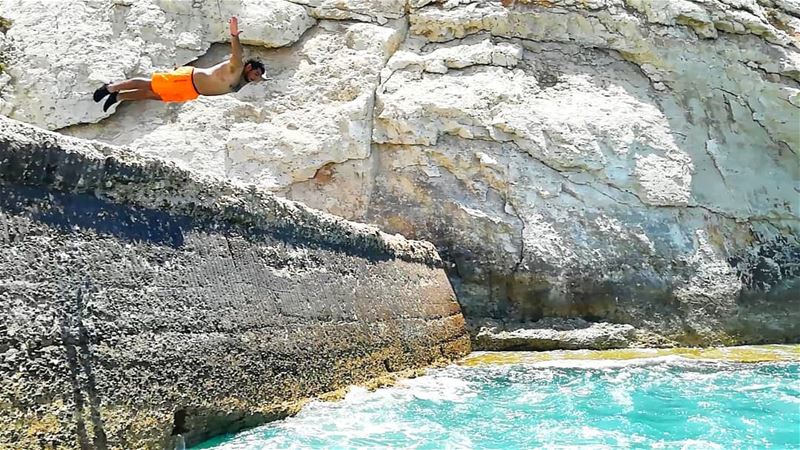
[{"left": 195, "top": 356, "right": 800, "bottom": 449}]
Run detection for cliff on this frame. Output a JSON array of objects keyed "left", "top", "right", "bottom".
[
  {"left": 0, "top": 116, "right": 470, "bottom": 449},
  {"left": 1, "top": 0, "right": 798, "bottom": 347}
]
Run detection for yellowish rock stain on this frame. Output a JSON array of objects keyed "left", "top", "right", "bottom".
[{"left": 460, "top": 345, "right": 800, "bottom": 366}]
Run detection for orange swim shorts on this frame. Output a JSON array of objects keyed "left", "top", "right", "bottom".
[{"left": 151, "top": 66, "right": 200, "bottom": 102}]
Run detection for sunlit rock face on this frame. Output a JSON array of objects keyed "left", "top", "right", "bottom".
[
  {"left": 0, "top": 0, "right": 315, "bottom": 129},
  {"left": 2, "top": 0, "right": 798, "bottom": 346}
]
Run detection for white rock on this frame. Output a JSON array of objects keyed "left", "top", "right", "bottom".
[
  {"left": 291, "top": 0, "right": 406, "bottom": 22},
  {"left": 64, "top": 19, "right": 405, "bottom": 192},
  {"left": 0, "top": 0, "right": 314, "bottom": 129}
]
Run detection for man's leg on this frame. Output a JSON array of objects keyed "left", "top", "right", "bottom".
[
  {"left": 108, "top": 78, "right": 152, "bottom": 93},
  {"left": 103, "top": 87, "right": 161, "bottom": 112},
  {"left": 94, "top": 77, "right": 152, "bottom": 103},
  {"left": 117, "top": 89, "right": 161, "bottom": 101}
]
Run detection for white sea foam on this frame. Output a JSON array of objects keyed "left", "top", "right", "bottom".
[
  {"left": 517, "top": 391, "right": 549, "bottom": 404},
  {"left": 733, "top": 383, "right": 779, "bottom": 392},
  {"left": 197, "top": 351, "right": 798, "bottom": 450},
  {"left": 652, "top": 439, "right": 724, "bottom": 450},
  {"left": 610, "top": 385, "right": 634, "bottom": 410},
  {"left": 401, "top": 375, "right": 477, "bottom": 402},
  {"left": 526, "top": 355, "right": 693, "bottom": 369}
]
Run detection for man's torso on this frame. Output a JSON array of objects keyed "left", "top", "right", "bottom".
[{"left": 190, "top": 61, "right": 244, "bottom": 96}]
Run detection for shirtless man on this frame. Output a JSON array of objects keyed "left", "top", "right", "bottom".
[{"left": 93, "top": 16, "right": 264, "bottom": 112}]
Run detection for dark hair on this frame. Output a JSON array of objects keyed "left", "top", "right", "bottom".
[{"left": 245, "top": 59, "right": 265, "bottom": 74}]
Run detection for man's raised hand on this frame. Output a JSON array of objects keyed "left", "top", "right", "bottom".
[{"left": 229, "top": 16, "right": 241, "bottom": 36}]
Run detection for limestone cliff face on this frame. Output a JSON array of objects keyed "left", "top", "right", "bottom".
[{"left": 1, "top": 0, "right": 798, "bottom": 347}]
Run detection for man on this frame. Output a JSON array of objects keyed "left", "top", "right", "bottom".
[{"left": 93, "top": 16, "right": 265, "bottom": 112}]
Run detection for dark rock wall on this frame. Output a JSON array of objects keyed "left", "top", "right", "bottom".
[{"left": 0, "top": 117, "right": 470, "bottom": 449}]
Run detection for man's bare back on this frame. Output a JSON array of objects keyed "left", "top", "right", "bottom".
[{"left": 93, "top": 16, "right": 265, "bottom": 111}]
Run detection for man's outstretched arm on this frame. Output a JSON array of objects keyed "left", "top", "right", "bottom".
[{"left": 229, "top": 16, "right": 243, "bottom": 68}]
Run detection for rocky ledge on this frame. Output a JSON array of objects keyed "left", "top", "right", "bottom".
[
  {"left": 472, "top": 318, "right": 673, "bottom": 351},
  {"left": 0, "top": 116, "right": 470, "bottom": 449}
]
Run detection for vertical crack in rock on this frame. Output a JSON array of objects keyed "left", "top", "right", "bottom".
[
  {"left": 365, "top": 18, "right": 410, "bottom": 168},
  {"left": 735, "top": 93, "right": 799, "bottom": 156},
  {"left": 61, "top": 278, "right": 108, "bottom": 450},
  {"left": 223, "top": 234, "right": 238, "bottom": 268},
  {"left": 506, "top": 199, "right": 526, "bottom": 276},
  {"left": 703, "top": 128, "right": 733, "bottom": 198}
]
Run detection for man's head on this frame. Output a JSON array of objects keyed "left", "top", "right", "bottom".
[{"left": 244, "top": 59, "right": 265, "bottom": 83}]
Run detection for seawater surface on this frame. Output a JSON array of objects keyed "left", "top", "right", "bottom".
[{"left": 194, "top": 345, "right": 800, "bottom": 449}]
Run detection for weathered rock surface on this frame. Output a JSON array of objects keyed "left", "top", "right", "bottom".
[
  {"left": 1, "top": 0, "right": 799, "bottom": 348},
  {"left": 0, "top": 116, "right": 470, "bottom": 449},
  {"left": 63, "top": 17, "right": 406, "bottom": 193},
  {"left": 363, "top": 0, "right": 800, "bottom": 347},
  {"left": 0, "top": 0, "right": 315, "bottom": 129},
  {"left": 294, "top": 0, "right": 407, "bottom": 23},
  {"left": 473, "top": 318, "right": 644, "bottom": 351}
]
